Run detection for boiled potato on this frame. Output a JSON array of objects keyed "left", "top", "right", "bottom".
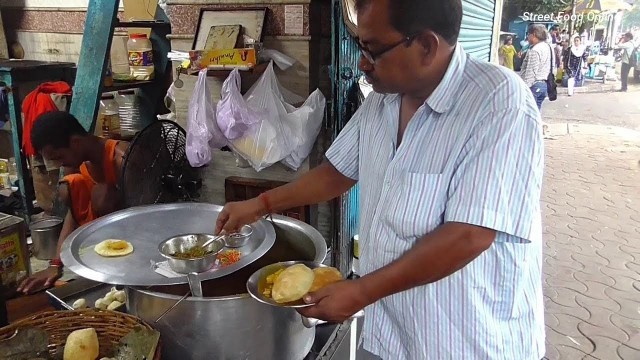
[
  {"left": 107, "top": 301, "right": 123, "bottom": 311},
  {"left": 114, "top": 290, "right": 126, "bottom": 303},
  {"left": 72, "top": 298, "right": 87, "bottom": 310},
  {"left": 94, "top": 298, "right": 108, "bottom": 310},
  {"left": 63, "top": 328, "right": 99, "bottom": 360},
  {"left": 272, "top": 264, "right": 314, "bottom": 303},
  {"left": 103, "top": 292, "right": 116, "bottom": 304}
]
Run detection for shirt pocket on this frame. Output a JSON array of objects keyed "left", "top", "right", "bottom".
[{"left": 382, "top": 172, "right": 447, "bottom": 240}]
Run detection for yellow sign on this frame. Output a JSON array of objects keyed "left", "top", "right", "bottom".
[{"left": 190, "top": 48, "right": 257, "bottom": 70}]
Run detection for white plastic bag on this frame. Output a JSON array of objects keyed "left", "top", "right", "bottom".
[
  {"left": 259, "top": 49, "right": 297, "bottom": 70},
  {"left": 216, "top": 69, "right": 260, "bottom": 140},
  {"left": 281, "top": 89, "right": 326, "bottom": 170},
  {"left": 157, "top": 82, "right": 178, "bottom": 121},
  {"left": 229, "top": 61, "right": 326, "bottom": 172},
  {"left": 186, "top": 69, "right": 226, "bottom": 167}
]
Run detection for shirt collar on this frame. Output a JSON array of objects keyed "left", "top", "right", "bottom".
[
  {"left": 425, "top": 44, "right": 467, "bottom": 114},
  {"left": 382, "top": 44, "right": 467, "bottom": 114}
]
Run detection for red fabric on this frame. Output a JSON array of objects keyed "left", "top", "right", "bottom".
[{"left": 21, "top": 81, "right": 72, "bottom": 156}]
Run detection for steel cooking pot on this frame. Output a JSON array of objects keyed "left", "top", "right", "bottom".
[{"left": 126, "top": 214, "right": 328, "bottom": 360}]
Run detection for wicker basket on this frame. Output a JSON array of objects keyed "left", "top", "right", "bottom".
[{"left": 0, "top": 309, "right": 161, "bottom": 359}]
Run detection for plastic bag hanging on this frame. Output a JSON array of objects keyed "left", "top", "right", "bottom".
[
  {"left": 186, "top": 69, "right": 226, "bottom": 167},
  {"left": 216, "top": 69, "right": 260, "bottom": 140},
  {"left": 281, "top": 88, "right": 326, "bottom": 170},
  {"left": 229, "top": 61, "right": 326, "bottom": 172}
]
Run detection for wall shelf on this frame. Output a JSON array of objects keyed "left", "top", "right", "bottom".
[{"left": 181, "top": 62, "right": 268, "bottom": 78}]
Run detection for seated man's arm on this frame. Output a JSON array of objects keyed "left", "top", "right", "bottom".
[{"left": 18, "top": 184, "right": 78, "bottom": 294}]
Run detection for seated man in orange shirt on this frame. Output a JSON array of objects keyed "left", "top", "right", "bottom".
[{"left": 18, "top": 111, "right": 128, "bottom": 294}]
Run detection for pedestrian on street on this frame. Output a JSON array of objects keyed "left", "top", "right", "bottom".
[
  {"left": 216, "top": 0, "right": 545, "bottom": 359},
  {"left": 520, "top": 24, "right": 553, "bottom": 110},
  {"left": 556, "top": 40, "right": 570, "bottom": 83},
  {"left": 615, "top": 32, "right": 636, "bottom": 92},
  {"left": 499, "top": 36, "right": 517, "bottom": 70},
  {"left": 563, "top": 35, "right": 588, "bottom": 96}
]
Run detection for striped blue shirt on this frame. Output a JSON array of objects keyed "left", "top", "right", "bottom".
[{"left": 326, "top": 45, "right": 545, "bottom": 359}]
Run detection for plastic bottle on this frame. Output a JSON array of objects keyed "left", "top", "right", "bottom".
[
  {"left": 128, "top": 34, "right": 155, "bottom": 80},
  {"left": 98, "top": 94, "right": 121, "bottom": 139},
  {"left": 116, "top": 90, "right": 143, "bottom": 139}
]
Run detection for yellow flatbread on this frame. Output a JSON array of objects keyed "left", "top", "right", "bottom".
[
  {"left": 94, "top": 239, "right": 134, "bottom": 257},
  {"left": 272, "top": 264, "right": 314, "bottom": 304},
  {"left": 309, "top": 267, "right": 343, "bottom": 293}
]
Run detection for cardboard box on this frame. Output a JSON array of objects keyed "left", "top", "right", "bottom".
[
  {"left": 0, "top": 213, "right": 29, "bottom": 298},
  {"left": 189, "top": 48, "right": 257, "bottom": 70}
]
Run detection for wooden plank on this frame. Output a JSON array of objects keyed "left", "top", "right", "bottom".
[
  {"left": 0, "top": 9, "right": 8, "bottom": 60},
  {"left": 7, "top": 292, "right": 55, "bottom": 323},
  {"left": 68, "top": 0, "right": 120, "bottom": 133}
]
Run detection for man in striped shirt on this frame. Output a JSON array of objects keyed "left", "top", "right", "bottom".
[
  {"left": 216, "top": 0, "right": 545, "bottom": 358},
  {"left": 519, "top": 25, "right": 553, "bottom": 110}
]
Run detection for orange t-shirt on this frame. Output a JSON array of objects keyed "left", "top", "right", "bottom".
[{"left": 61, "top": 140, "right": 120, "bottom": 226}]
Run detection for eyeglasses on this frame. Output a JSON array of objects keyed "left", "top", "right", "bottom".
[{"left": 356, "top": 35, "right": 417, "bottom": 64}]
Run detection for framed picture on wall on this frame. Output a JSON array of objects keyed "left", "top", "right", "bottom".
[{"left": 192, "top": 8, "right": 267, "bottom": 50}]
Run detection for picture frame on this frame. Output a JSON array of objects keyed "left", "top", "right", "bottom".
[{"left": 192, "top": 7, "right": 268, "bottom": 51}]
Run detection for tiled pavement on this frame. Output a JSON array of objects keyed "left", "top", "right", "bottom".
[{"left": 542, "top": 125, "right": 640, "bottom": 359}]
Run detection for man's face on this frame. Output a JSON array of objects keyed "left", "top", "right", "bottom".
[
  {"left": 41, "top": 144, "right": 83, "bottom": 167},
  {"left": 355, "top": 0, "right": 431, "bottom": 94}
]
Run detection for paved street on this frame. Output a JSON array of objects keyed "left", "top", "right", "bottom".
[
  {"left": 542, "top": 91, "right": 640, "bottom": 359},
  {"left": 542, "top": 85, "right": 640, "bottom": 130}
]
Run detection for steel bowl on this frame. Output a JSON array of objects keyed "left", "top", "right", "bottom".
[
  {"left": 159, "top": 234, "right": 225, "bottom": 274},
  {"left": 224, "top": 225, "right": 253, "bottom": 248}
]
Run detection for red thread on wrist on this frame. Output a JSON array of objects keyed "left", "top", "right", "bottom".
[
  {"left": 49, "top": 258, "right": 63, "bottom": 267},
  {"left": 258, "top": 192, "right": 272, "bottom": 214}
]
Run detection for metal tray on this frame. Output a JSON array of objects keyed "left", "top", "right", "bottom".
[
  {"left": 60, "top": 203, "right": 276, "bottom": 286},
  {"left": 46, "top": 277, "right": 121, "bottom": 311}
]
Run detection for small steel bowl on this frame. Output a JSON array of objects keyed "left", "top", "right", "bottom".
[
  {"left": 158, "top": 234, "right": 225, "bottom": 274},
  {"left": 224, "top": 225, "right": 253, "bottom": 248}
]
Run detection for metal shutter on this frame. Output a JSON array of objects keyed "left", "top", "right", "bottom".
[{"left": 459, "top": 0, "right": 497, "bottom": 61}]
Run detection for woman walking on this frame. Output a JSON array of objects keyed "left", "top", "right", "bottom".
[
  {"left": 499, "top": 36, "right": 517, "bottom": 71},
  {"left": 563, "top": 35, "right": 588, "bottom": 96}
]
